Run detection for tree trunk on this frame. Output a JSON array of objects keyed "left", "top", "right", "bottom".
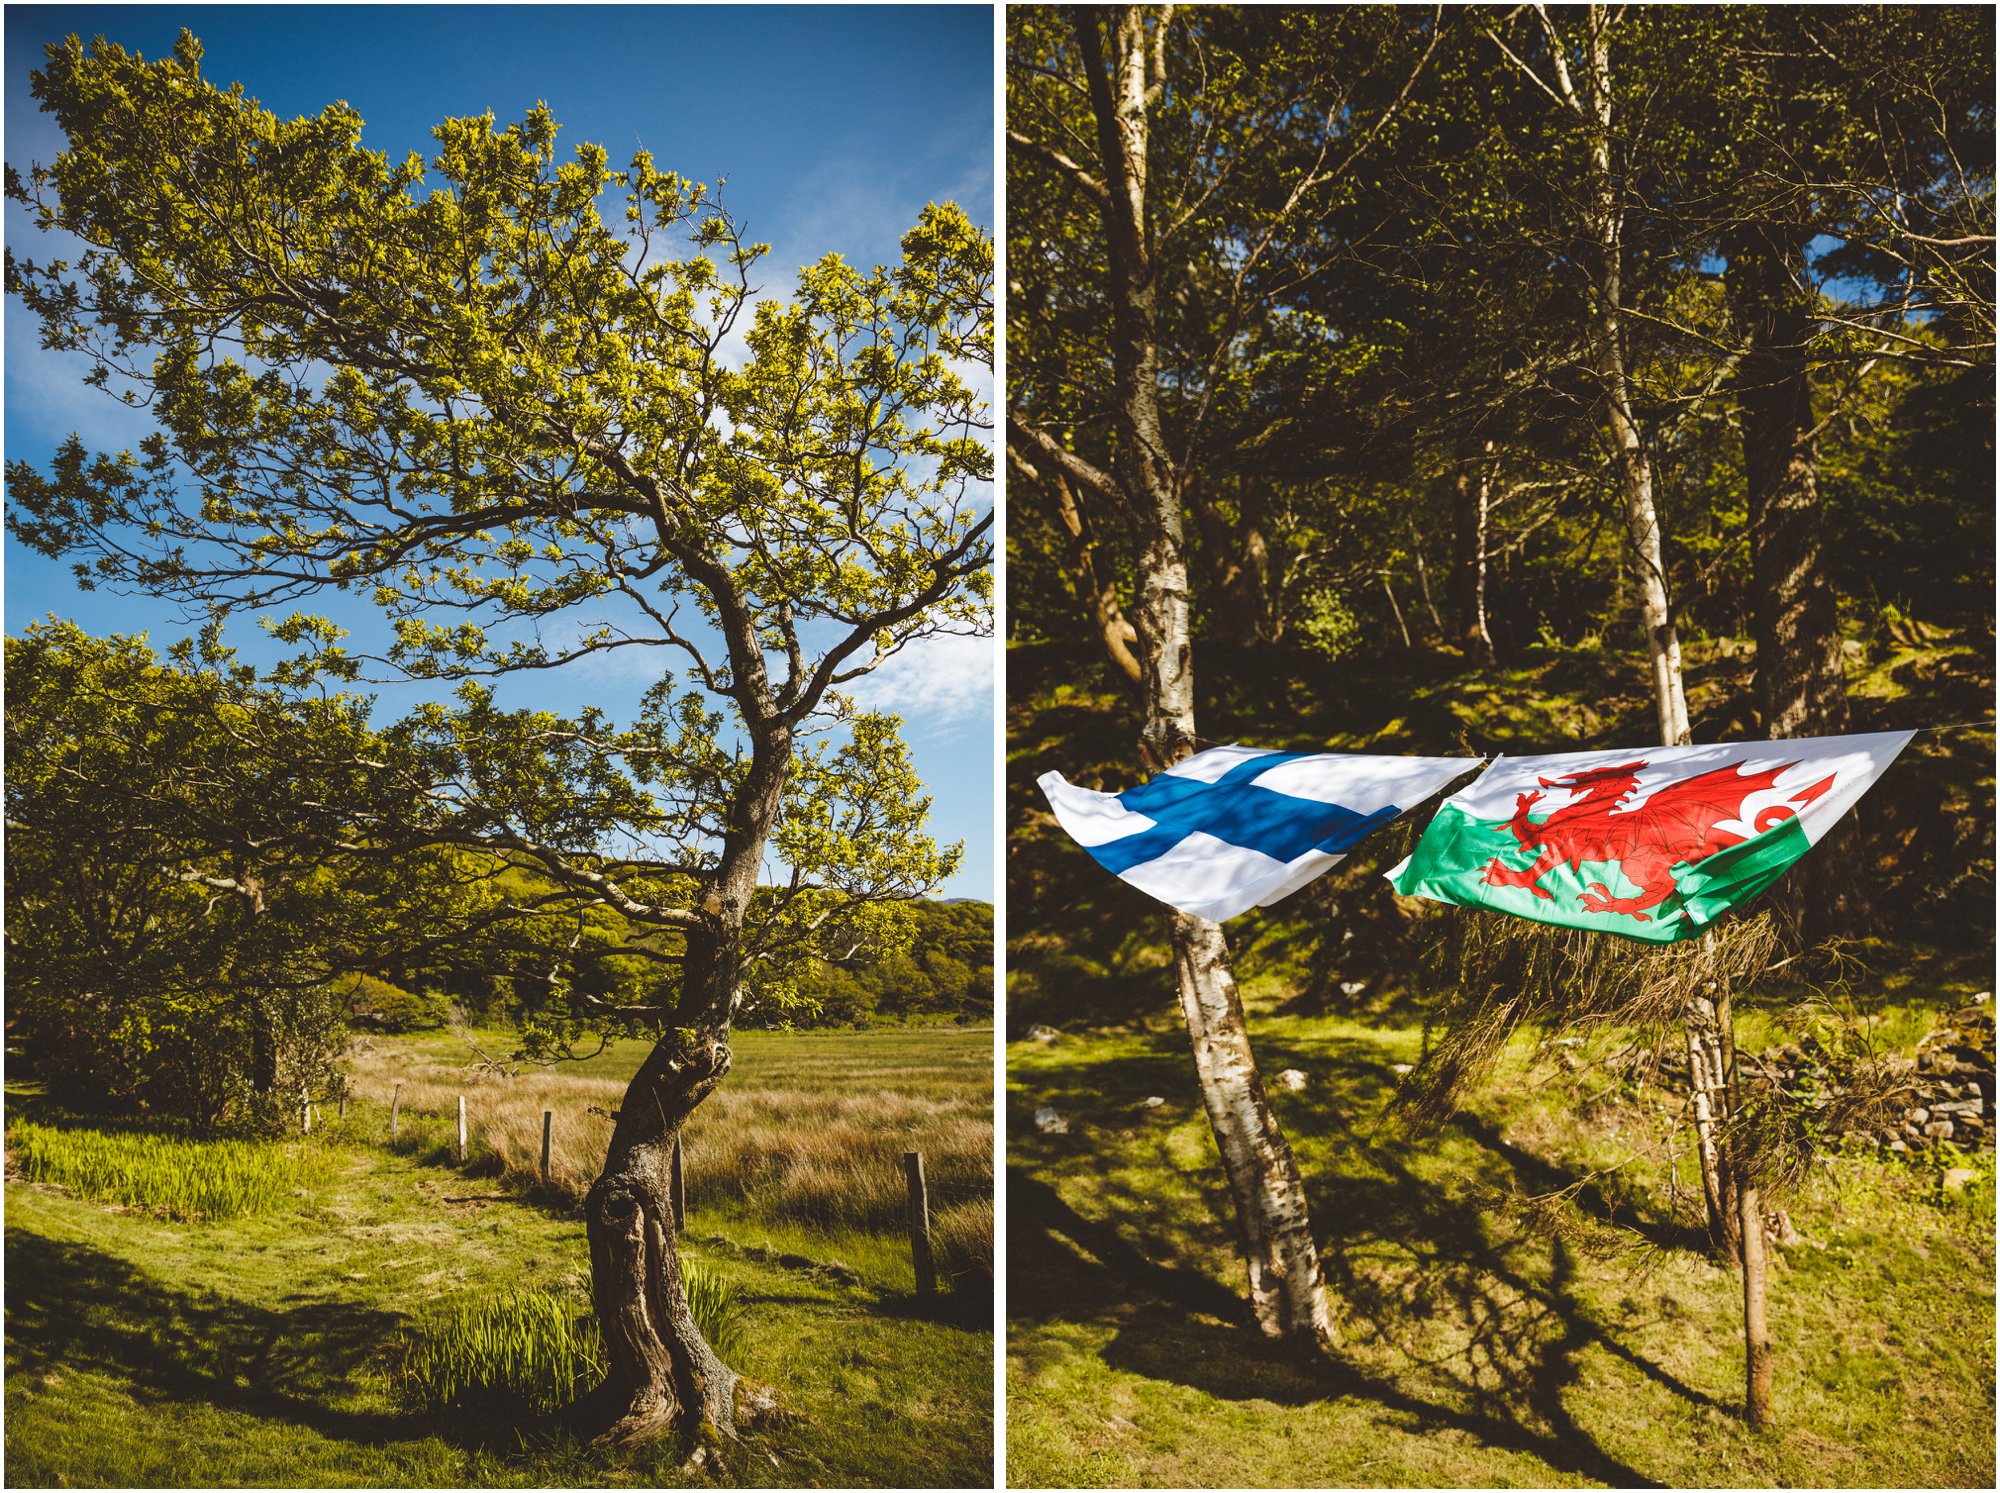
[
  {"left": 1382, "top": 571, "right": 1412, "bottom": 650},
  {"left": 1717, "top": 977, "right": 1774, "bottom": 1429},
  {"left": 1410, "top": 524, "right": 1446, "bottom": 643},
  {"left": 1173, "top": 914, "right": 1338, "bottom": 1348},
  {"left": 584, "top": 716, "right": 789, "bottom": 1448},
  {"left": 1727, "top": 223, "right": 1855, "bottom": 940},
  {"left": 585, "top": 932, "right": 742, "bottom": 1447},
  {"left": 1683, "top": 989, "right": 1740, "bottom": 1256},
  {"left": 1579, "top": 11, "right": 1691, "bottom": 748},
  {"left": 1078, "top": 5, "right": 1338, "bottom": 1352},
  {"left": 1737, "top": 1174, "right": 1774, "bottom": 1429},
  {"left": 1048, "top": 466, "right": 1145, "bottom": 685},
  {"left": 1451, "top": 443, "right": 1497, "bottom": 664}
]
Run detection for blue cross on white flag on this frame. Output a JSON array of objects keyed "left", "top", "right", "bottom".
[{"left": 1038, "top": 745, "right": 1480, "bottom": 922}]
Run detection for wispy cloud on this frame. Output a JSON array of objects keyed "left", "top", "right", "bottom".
[{"left": 843, "top": 630, "right": 994, "bottom": 731}]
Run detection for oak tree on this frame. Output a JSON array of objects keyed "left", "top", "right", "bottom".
[{"left": 7, "top": 32, "right": 991, "bottom": 1447}]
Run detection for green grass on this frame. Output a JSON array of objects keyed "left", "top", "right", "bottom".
[
  {"left": 386, "top": 1268, "right": 746, "bottom": 1419},
  {"left": 5, "top": 1026, "right": 993, "bottom": 1487},
  {"left": 6, "top": 1118, "right": 334, "bottom": 1221},
  {"left": 1005, "top": 971, "right": 1994, "bottom": 1489}
]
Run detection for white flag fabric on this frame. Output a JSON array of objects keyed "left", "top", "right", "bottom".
[
  {"left": 1385, "top": 729, "right": 1916, "bottom": 942},
  {"left": 1038, "top": 745, "right": 1479, "bottom": 922}
]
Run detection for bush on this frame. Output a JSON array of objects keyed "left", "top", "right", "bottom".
[
  {"left": 5, "top": 1118, "right": 332, "bottom": 1221},
  {"left": 343, "top": 973, "right": 451, "bottom": 1033},
  {"left": 390, "top": 1263, "right": 746, "bottom": 1415}
]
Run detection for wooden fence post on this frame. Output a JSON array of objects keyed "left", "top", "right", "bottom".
[
  {"left": 456, "top": 1094, "right": 467, "bottom": 1163},
  {"left": 905, "top": 1149, "right": 936, "bottom": 1298},
  {"left": 301, "top": 1088, "right": 312, "bottom": 1135},
  {"left": 391, "top": 1082, "right": 402, "bottom": 1138},
  {"left": 541, "top": 1109, "right": 554, "bottom": 1185},
  {"left": 670, "top": 1136, "right": 686, "bottom": 1231},
  {"left": 339, "top": 1094, "right": 348, "bottom": 1121}
]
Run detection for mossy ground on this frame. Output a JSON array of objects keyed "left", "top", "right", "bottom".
[{"left": 4, "top": 1028, "right": 995, "bottom": 1488}]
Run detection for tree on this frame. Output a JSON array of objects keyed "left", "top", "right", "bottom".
[
  {"left": 6, "top": 32, "right": 991, "bottom": 1448},
  {"left": 4, "top": 622, "right": 485, "bottom": 1129},
  {"left": 1008, "top": 4, "right": 1440, "bottom": 1350}
]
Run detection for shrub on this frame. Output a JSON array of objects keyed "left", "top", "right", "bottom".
[
  {"left": 390, "top": 1263, "right": 745, "bottom": 1415},
  {"left": 344, "top": 973, "right": 451, "bottom": 1033},
  {"left": 5, "top": 1118, "right": 332, "bottom": 1221}
]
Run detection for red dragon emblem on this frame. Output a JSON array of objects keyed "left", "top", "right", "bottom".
[{"left": 1480, "top": 759, "right": 1836, "bottom": 922}]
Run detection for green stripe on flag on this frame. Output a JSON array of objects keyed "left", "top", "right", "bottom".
[{"left": 1388, "top": 805, "right": 1814, "bottom": 944}]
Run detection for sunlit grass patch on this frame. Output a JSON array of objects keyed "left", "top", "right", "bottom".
[{"left": 4, "top": 1119, "right": 332, "bottom": 1222}]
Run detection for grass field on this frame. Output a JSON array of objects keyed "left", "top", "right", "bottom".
[{"left": 4, "top": 1025, "right": 995, "bottom": 1488}]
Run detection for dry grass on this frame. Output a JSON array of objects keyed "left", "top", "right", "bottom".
[{"left": 342, "top": 1027, "right": 993, "bottom": 1248}]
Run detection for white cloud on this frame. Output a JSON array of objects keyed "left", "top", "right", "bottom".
[{"left": 843, "top": 630, "right": 994, "bottom": 730}]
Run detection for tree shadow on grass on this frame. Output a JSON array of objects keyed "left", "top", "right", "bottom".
[
  {"left": 5, "top": 1227, "right": 412, "bottom": 1443},
  {"left": 1009, "top": 1033, "right": 1728, "bottom": 1487},
  {"left": 1, "top": 1227, "right": 573, "bottom": 1460}
]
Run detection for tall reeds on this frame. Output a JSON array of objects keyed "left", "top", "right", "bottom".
[
  {"left": 389, "top": 1264, "right": 744, "bottom": 1415},
  {"left": 5, "top": 1119, "right": 330, "bottom": 1221}
]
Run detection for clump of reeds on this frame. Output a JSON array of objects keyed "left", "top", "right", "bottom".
[
  {"left": 389, "top": 1264, "right": 744, "bottom": 1415},
  {"left": 4, "top": 1119, "right": 332, "bottom": 1222},
  {"left": 932, "top": 1196, "right": 995, "bottom": 1299}
]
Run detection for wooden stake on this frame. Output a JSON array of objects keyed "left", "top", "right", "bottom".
[
  {"left": 456, "top": 1094, "right": 467, "bottom": 1163},
  {"left": 1739, "top": 1177, "right": 1773, "bottom": 1429},
  {"left": 905, "top": 1149, "right": 936, "bottom": 1298},
  {"left": 541, "top": 1109, "right": 554, "bottom": 1185},
  {"left": 300, "top": 1089, "right": 311, "bottom": 1135},
  {"left": 391, "top": 1082, "right": 402, "bottom": 1138},
  {"left": 339, "top": 1094, "right": 348, "bottom": 1121}
]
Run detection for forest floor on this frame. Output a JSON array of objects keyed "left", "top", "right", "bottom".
[
  {"left": 1005, "top": 631, "right": 1995, "bottom": 1487},
  {"left": 3, "top": 1026, "right": 995, "bottom": 1488},
  {"left": 1006, "top": 977, "right": 1995, "bottom": 1488}
]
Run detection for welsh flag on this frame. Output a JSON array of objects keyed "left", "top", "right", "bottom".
[{"left": 1385, "top": 731, "right": 1915, "bottom": 943}]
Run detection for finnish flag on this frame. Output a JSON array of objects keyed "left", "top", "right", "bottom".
[{"left": 1038, "top": 745, "right": 1480, "bottom": 923}]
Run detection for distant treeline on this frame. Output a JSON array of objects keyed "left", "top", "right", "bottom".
[{"left": 780, "top": 899, "right": 994, "bottom": 1027}]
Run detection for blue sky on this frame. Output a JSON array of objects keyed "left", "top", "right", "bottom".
[{"left": 4, "top": 4, "right": 997, "bottom": 899}]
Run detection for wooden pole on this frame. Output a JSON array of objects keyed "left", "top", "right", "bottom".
[
  {"left": 670, "top": 1136, "right": 686, "bottom": 1231},
  {"left": 339, "top": 1094, "right": 348, "bottom": 1121},
  {"left": 1739, "top": 1176, "right": 1773, "bottom": 1428},
  {"left": 456, "top": 1094, "right": 467, "bottom": 1164},
  {"left": 905, "top": 1149, "right": 936, "bottom": 1298},
  {"left": 391, "top": 1082, "right": 402, "bottom": 1138},
  {"left": 300, "top": 1089, "right": 311, "bottom": 1135},
  {"left": 541, "top": 1110, "right": 554, "bottom": 1185}
]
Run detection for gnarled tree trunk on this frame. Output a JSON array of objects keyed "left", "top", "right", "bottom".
[
  {"left": 585, "top": 930, "right": 743, "bottom": 1446},
  {"left": 584, "top": 728, "right": 790, "bottom": 1448}
]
